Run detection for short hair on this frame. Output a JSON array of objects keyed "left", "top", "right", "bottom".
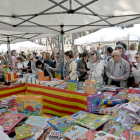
[
  {"left": 136, "top": 52, "right": 140, "bottom": 55},
  {"left": 16, "top": 57, "right": 25, "bottom": 62},
  {"left": 64, "top": 50, "right": 73, "bottom": 58},
  {"left": 116, "top": 41, "right": 122, "bottom": 45},
  {"left": 11, "top": 50, "right": 16, "bottom": 53},
  {"left": 30, "top": 54, "right": 36, "bottom": 59},
  {"left": 82, "top": 51, "right": 89, "bottom": 58},
  {"left": 79, "top": 53, "right": 82, "bottom": 58},
  {"left": 129, "top": 43, "right": 136, "bottom": 51},
  {"left": 114, "top": 50, "right": 121, "bottom": 56},
  {"left": 115, "top": 45, "right": 124, "bottom": 52},
  {"left": 120, "top": 42, "right": 127, "bottom": 50},
  {"left": 36, "top": 60, "right": 43, "bottom": 67},
  {"left": 56, "top": 52, "right": 59, "bottom": 56},
  {"left": 107, "top": 47, "right": 113, "bottom": 54},
  {"left": 44, "top": 52, "right": 51, "bottom": 59}
]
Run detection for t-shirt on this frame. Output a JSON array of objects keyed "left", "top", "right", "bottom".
[
  {"left": 1, "top": 60, "right": 9, "bottom": 65},
  {"left": 12, "top": 55, "right": 19, "bottom": 68}
]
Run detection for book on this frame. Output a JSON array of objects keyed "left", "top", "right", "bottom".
[
  {"left": 15, "top": 124, "right": 35, "bottom": 140},
  {"left": 77, "top": 129, "right": 96, "bottom": 140},
  {"left": 12, "top": 128, "right": 42, "bottom": 140},
  {"left": 25, "top": 116, "right": 49, "bottom": 129},
  {"left": 63, "top": 125, "right": 88, "bottom": 140},
  {"left": 114, "top": 92, "right": 130, "bottom": 100},
  {"left": 103, "top": 91, "right": 117, "bottom": 97},
  {"left": 38, "top": 126, "right": 56, "bottom": 140},
  {"left": 0, "top": 113, "right": 25, "bottom": 131},
  {"left": 111, "top": 109, "right": 139, "bottom": 130},
  {"left": 49, "top": 116, "right": 75, "bottom": 133},
  {"left": 70, "top": 111, "right": 88, "bottom": 120},
  {"left": 75, "top": 113, "right": 110, "bottom": 129},
  {"left": 45, "top": 130, "right": 64, "bottom": 140},
  {"left": 94, "top": 131, "right": 119, "bottom": 140}
]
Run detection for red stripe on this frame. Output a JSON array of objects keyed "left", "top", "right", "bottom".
[
  {"left": 27, "top": 89, "right": 87, "bottom": 106},
  {"left": 43, "top": 105, "right": 76, "bottom": 115},
  {"left": 43, "top": 98, "right": 86, "bottom": 111},
  {"left": 8, "top": 74, "right": 11, "bottom": 81},
  {"left": 27, "top": 83, "right": 89, "bottom": 97},
  {"left": 0, "top": 89, "right": 25, "bottom": 98},
  {"left": 0, "top": 84, "right": 25, "bottom": 92}
]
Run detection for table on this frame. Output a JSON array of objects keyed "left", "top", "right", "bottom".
[
  {"left": 0, "top": 83, "right": 89, "bottom": 117},
  {"left": 26, "top": 83, "right": 89, "bottom": 116}
]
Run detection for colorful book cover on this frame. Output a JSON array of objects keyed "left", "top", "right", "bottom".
[
  {"left": 38, "top": 126, "right": 56, "bottom": 140},
  {"left": 133, "top": 125, "right": 140, "bottom": 133},
  {"left": 8, "top": 106, "right": 17, "bottom": 112},
  {"left": 0, "top": 113, "right": 25, "bottom": 131},
  {"left": 49, "top": 116, "right": 75, "bottom": 133},
  {"left": 102, "top": 120, "right": 122, "bottom": 135},
  {"left": 111, "top": 110, "right": 139, "bottom": 130},
  {"left": 48, "top": 116, "right": 59, "bottom": 124},
  {"left": 94, "top": 131, "right": 119, "bottom": 140},
  {"left": 25, "top": 116, "right": 49, "bottom": 129},
  {"left": 103, "top": 91, "right": 117, "bottom": 96},
  {"left": 70, "top": 111, "right": 88, "bottom": 120},
  {"left": 12, "top": 128, "right": 41, "bottom": 140},
  {"left": 87, "top": 92, "right": 103, "bottom": 113},
  {"left": 45, "top": 130, "right": 64, "bottom": 140},
  {"left": 75, "top": 113, "right": 110, "bottom": 129},
  {"left": 64, "top": 125, "right": 88, "bottom": 140},
  {"left": 77, "top": 129, "right": 96, "bottom": 140},
  {"left": 15, "top": 124, "right": 35, "bottom": 140}
]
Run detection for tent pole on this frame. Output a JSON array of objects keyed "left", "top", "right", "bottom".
[
  {"left": 7, "top": 36, "right": 12, "bottom": 66},
  {"left": 61, "top": 34, "right": 64, "bottom": 79},
  {"left": 58, "top": 35, "right": 62, "bottom": 79}
]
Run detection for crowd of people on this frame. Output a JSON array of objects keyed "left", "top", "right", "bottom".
[{"left": 0, "top": 41, "right": 140, "bottom": 88}]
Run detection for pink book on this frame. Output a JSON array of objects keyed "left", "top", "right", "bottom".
[
  {"left": 103, "top": 91, "right": 117, "bottom": 97},
  {"left": 0, "top": 113, "right": 25, "bottom": 131}
]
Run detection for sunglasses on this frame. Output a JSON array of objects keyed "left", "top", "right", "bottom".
[
  {"left": 30, "top": 59, "right": 33, "bottom": 60},
  {"left": 91, "top": 53, "right": 95, "bottom": 56}
]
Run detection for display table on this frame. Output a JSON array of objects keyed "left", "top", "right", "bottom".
[
  {"left": 0, "top": 83, "right": 26, "bottom": 101},
  {"left": 26, "top": 83, "right": 89, "bottom": 116}
]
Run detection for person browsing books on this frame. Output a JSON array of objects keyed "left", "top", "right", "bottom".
[{"left": 106, "top": 50, "right": 130, "bottom": 87}]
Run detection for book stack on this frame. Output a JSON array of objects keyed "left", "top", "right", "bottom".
[
  {"left": 103, "top": 91, "right": 117, "bottom": 97},
  {"left": 0, "top": 95, "right": 17, "bottom": 108},
  {"left": 0, "top": 105, "right": 7, "bottom": 115}
]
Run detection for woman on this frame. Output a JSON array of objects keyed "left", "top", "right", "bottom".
[
  {"left": 43, "top": 52, "right": 54, "bottom": 68},
  {"left": 64, "top": 51, "right": 76, "bottom": 81},
  {"left": 87, "top": 50, "right": 104, "bottom": 85},
  {"left": 26, "top": 54, "right": 32, "bottom": 73},
  {"left": 77, "top": 51, "right": 90, "bottom": 82},
  {"left": 127, "top": 43, "right": 137, "bottom": 63},
  {"left": 16, "top": 57, "right": 28, "bottom": 73},
  {"left": 36, "top": 60, "right": 53, "bottom": 80},
  {"left": 53, "top": 52, "right": 61, "bottom": 78},
  {"left": 0, "top": 55, "right": 9, "bottom": 66},
  {"left": 30, "top": 54, "right": 38, "bottom": 74}
]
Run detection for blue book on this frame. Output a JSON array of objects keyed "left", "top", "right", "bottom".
[
  {"left": 70, "top": 111, "right": 88, "bottom": 120},
  {"left": 64, "top": 125, "right": 88, "bottom": 140}
]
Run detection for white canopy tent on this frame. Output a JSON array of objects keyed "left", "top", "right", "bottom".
[
  {"left": 74, "top": 27, "right": 140, "bottom": 45},
  {"left": 124, "top": 24, "right": 140, "bottom": 37},
  {"left": 1, "top": 0, "right": 140, "bottom": 78},
  {"left": 0, "top": 41, "right": 47, "bottom": 52}
]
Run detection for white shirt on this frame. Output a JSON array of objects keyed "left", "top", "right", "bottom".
[
  {"left": 127, "top": 50, "right": 137, "bottom": 62},
  {"left": 17, "top": 62, "right": 27, "bottom": 73}
]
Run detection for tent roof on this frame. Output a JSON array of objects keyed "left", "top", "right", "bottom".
[
  {"left": 0, "top": 41, "right": 47, "bottom": 52},
  {"left": 74, "top": 27, "right": 140, "bottom": 45},
  {"left": 0, "top": 0, "right": 140, "bottom": 35},
  {"left": 0, "top": 30, "right": 54, "bottom": 45}
]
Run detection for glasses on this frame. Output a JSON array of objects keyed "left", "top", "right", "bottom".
[
  {"left": 91, "top": 53, "right": 95, "bottom": 56},
  {"left": 112, "top": 55, "right": 118, "bottom": 58},
  {"left": 30, "top": 59, "right": 33, "bottom": 60}
]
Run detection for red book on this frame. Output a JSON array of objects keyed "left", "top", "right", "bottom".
[{"left": 0, "top": 113, "right": 25, "bottom": 131}]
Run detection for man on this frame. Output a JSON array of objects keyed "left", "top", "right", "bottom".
[
  {"left": 106, "top": 50, "right": 130, "bottom": 87},
  {"left": 120, "top": 42, "right": 128, "bottom": 55},
  {"left": 30, "top": 54, "right": 39, "bottom": 74},
  {"left": 106, "top": 47, "right": 113, "bottom": 63},
  {"left": 132, "top": 52, "right": 140, "bottom": 87},
  {"left": 11, "top": 50, "right": 19, "bottom": 69},
  {"left": 115, "top": 45, "right": 129, "bottom": 63}
]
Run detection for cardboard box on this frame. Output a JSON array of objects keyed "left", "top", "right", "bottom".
[{"left": 17, "top": 95, "right": 43, "bottom": 116}]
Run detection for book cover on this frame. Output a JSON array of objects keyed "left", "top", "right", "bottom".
[
  {"left": 70, "top": 111, "right": 88, "bottom": 120},
  {"left": 0, "top": 113, "right": 25, "bottom": 131},
  {"left": 25, "top": 116, "right": 49, "bottom": 129},
  {"left": 75, "top": 113, "right": 110, "bottom": 129},
  {"left": 94, "top": 131, "right": 119, "bottom": 140},
  {"left": 48, "top": 117, "right": 59, "bottom": 124},
  {"left": 103, "top": 91, "right": 117, "bottom": 97},
  {"left": 49, "top": 116, "right": 75, "bottom": 133},
  {"left": 77, "top": 129, "right": 96, "bottom": 140},
  {"left": 102, "top": 120, "right": 122, "bottom": 135},
  {"left": 38, "top": 126, "right": 56, "bottom": 140},
  {"left": 64, "top": 125, "right": 88, "bottom": 140},
  {"left": 45, "top": 130, "right": 64, "bottom": 140},
  {"left": 15, "top": 124, "right": 35, "bottom": 140}
]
